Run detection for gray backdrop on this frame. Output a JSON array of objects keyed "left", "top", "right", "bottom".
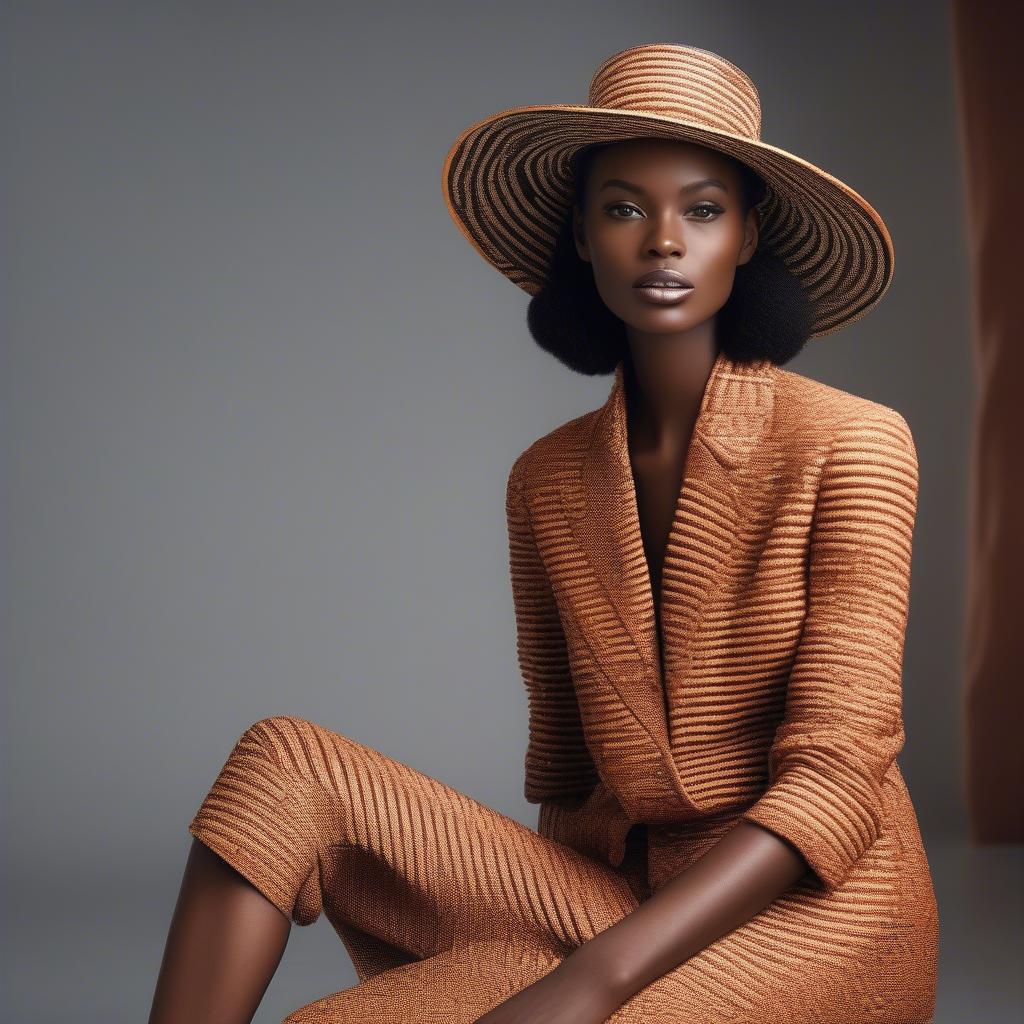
[{"left": 4, "top": 2, "right": 1017, "bottom": 1022}]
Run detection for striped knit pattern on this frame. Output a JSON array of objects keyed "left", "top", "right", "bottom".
[
  {"left": 505, "top": 350, "right": 937, "bottom": 1020},
  {"left": 188, "top": 721, "right": 936, "bottom": 1023},
  {"left": 506, "top": 471, "right": 599, "bottom": 801},
  {"left": 187, "top": 351, "right": 936, "bottom": 1021},
  {"left": 189, "top": 715, "right": 646, "bottom": 1021},
  {"left": 441, "top": 43, "right": 894, "bottom": 338}
]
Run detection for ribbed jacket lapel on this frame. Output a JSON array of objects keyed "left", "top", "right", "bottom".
[{"left": 557, "top": 349, "right": 776, "bottom": 818}]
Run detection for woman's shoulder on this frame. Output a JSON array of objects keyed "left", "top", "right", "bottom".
[
  {"left": 772, "top": 365, "right": 919, "bottom": 512},
  {"left": 506, "top": 407, "right": 598, "bottom": 496},
  {"left": 771, "top": 363, "right": 916, "bottom": 458}
]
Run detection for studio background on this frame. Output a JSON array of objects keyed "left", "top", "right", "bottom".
[{"left": 3, "top": 2, "right": 1015, "bottom": 1022}]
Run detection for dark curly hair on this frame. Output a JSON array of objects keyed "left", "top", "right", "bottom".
[{"left": 526, "top": 140, "right": 814, "bottom": 375}]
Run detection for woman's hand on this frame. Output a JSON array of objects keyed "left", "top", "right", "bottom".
[{"left": 472, "top": 951, "right": 624, "bottom": 1024}]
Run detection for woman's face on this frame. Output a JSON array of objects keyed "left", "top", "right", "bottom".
[{"left": 573, "top": 139, "right": 759, "bottom": 337}]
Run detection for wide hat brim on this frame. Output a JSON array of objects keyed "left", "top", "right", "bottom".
[{"left": 441, "top": 104, "right": 895, "bottom": 338}]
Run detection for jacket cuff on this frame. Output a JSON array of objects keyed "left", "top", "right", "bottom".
[{"left": 739, "top": 767, "right": 883, "bottom": 893}]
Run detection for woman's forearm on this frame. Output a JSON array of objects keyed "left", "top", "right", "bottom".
[{"left": 565, "top": 820, "right": 809, "bottom": 1004}]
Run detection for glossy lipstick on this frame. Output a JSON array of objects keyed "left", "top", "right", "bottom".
[{"left": 633, "top": 268, "right": 694, "bottom": 306}]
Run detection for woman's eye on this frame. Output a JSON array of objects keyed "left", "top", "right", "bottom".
[
  {"left": 690, "top": 202, "right": 724, "bottom": 220},
  {"left": 607, "top": 202, "right": 642, "bottom": 219}
]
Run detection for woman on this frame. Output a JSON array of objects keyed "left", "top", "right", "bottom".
[{"left": 149, "top": 44, "right": 938, "bottom": 1024}]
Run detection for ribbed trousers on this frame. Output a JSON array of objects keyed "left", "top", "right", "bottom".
[
  {"left": 188, "top": 715, "right": 936, "bottom": 1024},
  {"left": 188, "top": 715, "right": 646, "bottom": 1023}
]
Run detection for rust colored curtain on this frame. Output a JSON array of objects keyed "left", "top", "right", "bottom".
[{"left": 952, "top": 0, "right": 1024, "bottom": 841}]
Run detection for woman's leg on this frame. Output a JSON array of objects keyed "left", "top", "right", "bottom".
[
  {"left": 147, "top": 836, "right": 290, "bottom": 1024},
  {"left": 182, "top": 715, "right": 642, "bottom": 961},
  {"left": 149, "top": 714, "right": 642, "bottom": 1024}
]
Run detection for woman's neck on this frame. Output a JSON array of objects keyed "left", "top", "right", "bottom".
[{"left": 623, "top": 332, "right": 720, "bottom": 454}]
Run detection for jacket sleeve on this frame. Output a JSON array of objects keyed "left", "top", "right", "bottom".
[
  {"left": 506, "top": 458, "right": 600, "bottom": 804},
  {"left": 739, "top": 410, "right": 920, "bottom": 893}
]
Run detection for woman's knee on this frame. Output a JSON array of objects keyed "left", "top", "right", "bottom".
[
  {"left": 198, "top": 716, "right": 335, "bottom": 928},
  {"left": 234, "top": 715, "right": 336, "bottom": 787}
]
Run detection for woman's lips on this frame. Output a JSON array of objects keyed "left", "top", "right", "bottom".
[{"left": 633, "top": 283, "right": 695, "bottom": 306}]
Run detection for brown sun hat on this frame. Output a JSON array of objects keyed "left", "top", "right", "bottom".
[{"left": 441, "top": 42, "right": 895, "bottom": 338}]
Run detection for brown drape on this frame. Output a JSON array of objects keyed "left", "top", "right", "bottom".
[{"left": 952, "top": 0, "right": 1024, "bottom": 841}]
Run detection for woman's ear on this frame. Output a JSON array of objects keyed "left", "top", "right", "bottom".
[
  {"left": 737, "top": 206, "right": 760, "bottom": 268},
  {"left": 573, "top": 205, "right": 591, "bottom": 264}
]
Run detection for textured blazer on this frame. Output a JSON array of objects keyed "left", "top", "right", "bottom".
[{"left": 505, "top": 349, "right": 926, "bottom": 898}]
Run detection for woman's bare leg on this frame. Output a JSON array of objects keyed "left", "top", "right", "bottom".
[{"left": 147, "top": 836, "right": 291, "bottom": 1024}]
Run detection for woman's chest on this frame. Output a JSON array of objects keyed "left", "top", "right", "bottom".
[
  {"left": 629, "top": 440, "right": 691, "bottom": 647},
  {"left": 531, "top": 453, "right": 817, "bottom": 687},
  {"left": 626, "top": 437, "right": 693, "bottom": 754},
  {"left": 530, "top": 463, "right": 817, "bottom": 821}
]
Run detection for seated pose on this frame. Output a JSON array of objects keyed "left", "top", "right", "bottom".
[{"left": 149, "top": 42, "right": 939, "bottom": 1024}]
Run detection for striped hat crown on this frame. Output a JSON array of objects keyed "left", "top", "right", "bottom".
[
  {"left": 587, "top": 45, "right": 761, "bottom": 139},
  {"left": 442, "top": 43, "right": 894, "bottom": 339}
]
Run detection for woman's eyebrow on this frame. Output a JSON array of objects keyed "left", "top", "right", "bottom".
[{"left": 597, "top": 177, "right": 729, "bottom": 195}]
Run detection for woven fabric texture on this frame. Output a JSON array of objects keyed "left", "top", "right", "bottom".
[{"left": 189, "top": 349, "right": 937, "bottom": 1022}]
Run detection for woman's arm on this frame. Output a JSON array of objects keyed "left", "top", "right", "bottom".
[
  {"left": 562, "top": 410, "right": 921, "bottom": 1004},
  {"left": 562, "top": 820, "right": 808, "bottom": 1004},
  {"left": 506, "top": 457, "right": 600, "bottom": 803}
]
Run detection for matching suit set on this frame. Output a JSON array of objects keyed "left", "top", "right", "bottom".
[{"left": 189, "top": 350, "right": 939, "bottom": 1023}]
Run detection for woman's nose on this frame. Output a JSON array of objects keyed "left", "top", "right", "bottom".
[{"left": 644, "top": 217, "right": 685, "bottom": 257}]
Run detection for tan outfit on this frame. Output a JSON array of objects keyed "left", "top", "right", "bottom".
[{"left": 189, "top": 350, "right": 938, "bottom": 1022}]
